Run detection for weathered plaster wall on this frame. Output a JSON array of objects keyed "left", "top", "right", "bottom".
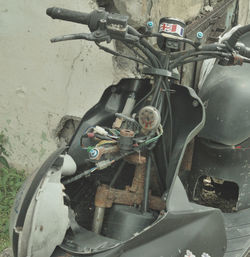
[
  {"left": 112, "top": 0, "right": 204, "bottom": 27},
  {"left": 0, "top": 0, "right": 114, "bottom": 172},
  {"left": 1, "top": 0, "right": 247, "bottom": 173}
]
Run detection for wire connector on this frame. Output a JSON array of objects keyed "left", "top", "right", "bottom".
[
  {"left": 96, "top": 159, "right": 115, "bottom": 170},
  {"left": 94, "top": 126, "right": 108, "bottom": 136}
]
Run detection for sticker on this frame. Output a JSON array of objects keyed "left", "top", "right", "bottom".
[{"left": 159, "top": 23, "right": 184, "bottom": 37}]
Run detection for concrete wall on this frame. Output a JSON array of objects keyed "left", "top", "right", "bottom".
[
  {"left": 113, "top": 0, "right": 204, "bottom": 28},
  {"left": 1, "top": 0, "right": 247, "bottom": 173},
  {"left": 0, "top": 0, "right": 114, "bottom": 172}
]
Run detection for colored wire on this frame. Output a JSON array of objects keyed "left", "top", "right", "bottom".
[{"left": 96, "top": 140, "right": 116, "bottom": 147}]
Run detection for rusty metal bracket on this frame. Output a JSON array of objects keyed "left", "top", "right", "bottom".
[{"left": 94, "top": 161, "right": 166, "bottom": 211}]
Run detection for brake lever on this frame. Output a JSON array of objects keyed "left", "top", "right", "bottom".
[
  {"left": 50, "top": 31, "right": 111, "bottom": 43},
  {"left": 50, "top": 30, "right": 138, "bottom": 44}
]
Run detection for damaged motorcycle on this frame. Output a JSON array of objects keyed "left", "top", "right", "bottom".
[{"left": 9, "top": 6, "right": 250, "bottom": 257}]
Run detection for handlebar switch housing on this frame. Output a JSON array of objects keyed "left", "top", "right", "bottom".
[{"left": 106, "top": 13, "right": 129, "bottom": 37}]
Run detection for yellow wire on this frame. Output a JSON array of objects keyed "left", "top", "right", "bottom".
[{"left": 96, "top": 140, "right": 116, "bottom": 147}]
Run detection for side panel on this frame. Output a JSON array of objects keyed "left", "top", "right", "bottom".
[
  {"left": 189, "top": 138, "right": 250, "bottom": 211},
  {"left": 198, "top": 32, "right": 250, "bottom": 145}
]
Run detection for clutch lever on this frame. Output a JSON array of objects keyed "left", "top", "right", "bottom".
[{"left": 50, "top": 31, "right": 111, "bottom": 43}]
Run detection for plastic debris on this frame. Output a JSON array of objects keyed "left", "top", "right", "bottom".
[{"left": 185, "top": 250, "right": 196, "bottom": 257}]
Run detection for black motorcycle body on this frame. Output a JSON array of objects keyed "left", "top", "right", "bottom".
[
  {"left": 10, "top": 78, "right": 228, "bottom": 257},
  {"left": 9, "top": 6, "right": 250, "bottom": 257},
  {"left": 188, "top": 32, "right": 250, "bottom": 257}
]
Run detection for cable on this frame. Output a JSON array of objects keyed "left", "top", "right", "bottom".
[
  {"left": 95, "top": 42, "right": 153, "bottom": 67},
  {"left": 142, "top": 153, "right": 152, "bottom": 212},
  {"left": 127, "top": 26, "right": 161, "bottom": 58},
  {"left": 96, "top": 140, "right": 116, "bottom": 147},
  {"left": 170, "top": 51, "right": 230, "bottom": 69},
  {"left": 177, "top": 56, "right": 220, "bottom": 67},
  {"left": 63, "top": 167, "right": 97, "bottom": 185},
  {"left": 150, "top": 151, "right": 164, "bottom": 193},
  {"left": 109, "top": 161, "right": 126, "bottom": 187},
  {"left": 133, "top": 86, "right": 155, "bottom": 110},
  {"left": 151, "top": 76, "right": 163, "bottom": 106},
  {"left": 121, "top": 41, "right": 152, "bottom": 67},
  {"left": 141, "top": 32, "right": 198, "bottom": 48},
  {"left": 161, "top": 79, "right": 173, "bottom": 159}
]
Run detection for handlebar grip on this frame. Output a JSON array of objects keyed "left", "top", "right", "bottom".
[
  {"left": 240, "top": 46, "right": 250, "bottom": 58},
  {"left": 46, "top": 7, "right": 90, "bottom": 26},
  {"left": 227, "top": 24, "right": 250, "bottom": 48},
  {"left": 244, "top": 47, "right": 250, "bottom": 58}
]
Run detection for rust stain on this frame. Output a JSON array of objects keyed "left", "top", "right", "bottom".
[{"left": 95, "top": 163, "right": 165, "bottom": 211}]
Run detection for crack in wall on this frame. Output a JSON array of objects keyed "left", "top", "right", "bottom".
[
  {"left": 65, "top": 44, "right": 84, "bottom": 92},
  {"left": 63, "top": 43, "right": 84, "bottom": 113},
  {"left": 148, "top": 0, "right": 153, "bottom": 17}
]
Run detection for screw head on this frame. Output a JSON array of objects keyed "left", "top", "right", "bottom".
[
  {"left": 192, "top": 100, "right": 199, "bottom": 107},
  {"left": 197, "top": 31, "right": 203, "bottom": 39},
  {"left": 147, "top": 21, "right": 154, "bottom": 28},
  {"left": 89, "top": 148, "right": 98, "bottom": 158}
]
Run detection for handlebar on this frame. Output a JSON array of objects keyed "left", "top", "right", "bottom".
[
  {"left": 226, "top": 24, "right": 250, "bottom": 49},
  {"left": 46, "top": 7, "right": 90, "bottom": 26},
  {"left": 235, "top": 43, "right": 250, "bottom": 59},
  {"left": 46, "top": 7, "right": 109, "bottom": 32},
  {"left": 46, "top": 6, "right": 250, "bottom": 67}
]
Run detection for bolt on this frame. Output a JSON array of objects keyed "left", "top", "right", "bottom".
[
  {"left": 192, "top": 100, "right": 199, "bottom": 107},
  {"left": 89, "top": 148, "right": 99, "bottom": 159},
  {"left": 197, "top": 31, "right": 203, "bottom": 39},
  {"left": 147, "top": 21, "right": 154, "bottom": 28}
]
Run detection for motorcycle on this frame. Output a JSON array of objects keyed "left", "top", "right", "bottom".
[{"left": 9, "top": 6, "right": 250, "bottom": 257}]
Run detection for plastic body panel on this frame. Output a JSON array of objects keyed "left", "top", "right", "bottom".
[
  {"left": 51, "top": 180, "right": 226, "bottom": 257},
  {"left": 198, "top": 32, "right": 250, "bottom": 145},
  {"left": 10, "top": 147, "right": 67, "bottom": 257},
  {"left": 224, "top": 208, "right": 250, "bottom": 257},
  {"left": 11, "top": 79, "right": 228, "bottom": 257},
  {"left": 51, "top": 82, "right": 227, "bottom": 257},
  {"left": 190, "top": 138, "right": 250, "bottom": 211}
]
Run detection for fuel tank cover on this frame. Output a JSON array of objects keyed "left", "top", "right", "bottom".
[
  {"left": 199, "top": 32, "right": 250, "bottom": 145},
  {"left": 198, "top": 64, "right": 250, "bottom": 146}
]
